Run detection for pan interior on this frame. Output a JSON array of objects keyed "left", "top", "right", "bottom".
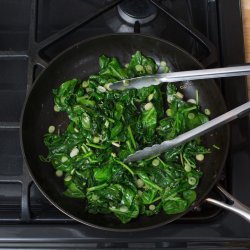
[{"left": 21, "top": 34, "right": 229, "bottom": 231}]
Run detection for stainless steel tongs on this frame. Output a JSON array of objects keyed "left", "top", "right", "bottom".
[
  {"left": 124, "top": 100, "right": 250, "bottom": 163},
  {"left": 110, "top": 65, "right": 250, "bottom": 90}
]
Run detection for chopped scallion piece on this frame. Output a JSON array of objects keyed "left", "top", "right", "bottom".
[
  {"left": 152, "top": 158, "right": 160, "bottom": 166},
  {"left": 188, "top": 177, "right": 197, "bottom": 185},
  {"left": 82, "top": 81, "right": 89, "bottom": 88},
  {"left": 196, "top": 154, "right": 204, "bottom": 161},
  {"left": 93, "top": 136, "right": 100, "bottom": 144},
  {"left": 149, "top": 204, "right": 156, "bottom": 211},
  {"left": 147, "top": 93, "right": 154, "bottom": 102},
  {"left": 70, "top": 147, "right": 79, "bottom": 158},
  {"left": 54, "top": 105, "right": 60, "bottom": 112},
  {"left": 120, "top": 206, "right": 128, "bottom": 213},
  {"left": 61, "top": 156, "right": 68, "bottom": 163},
  {"left": 48, "top": 126, "right": 55, "bottom": 133},
  {"left": 135, "top": 64, "right": 144, "bottom": 71},
  {"left": 160, "top": 61, "right": 167, "bottom": 67},
  {"left": 204, "top": 108, "right": 211, "bottom": 115},
  {"left": 136, "top": 179, "right": 144, "bottom": 188},
  {"left": 144, "top": 102, "right": 153, "bottom": 111},
  {"left": 184, "top": 163, "right": 191, "bottom": 172},
  {"left": 64, "top": 175, "right": 72, "bottom": 182},
  {"left": 175, "top": 91, "right": 184, "bottom": 99},
  {"left": 55, "top": 170, "right": 63, "bottom": 177},
  {"left": 97, "top": 86, "right": 106, "bottom": 93},
  {"left": 166, "top": 108, "right": 172, "bottom": 116},
  {"left": 187, "top": 99, "right": 196, "bottom": 104},
  {"left": 188, "top": 112, "right": 195, "bottom": 119}
]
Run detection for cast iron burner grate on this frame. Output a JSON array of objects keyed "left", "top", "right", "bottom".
[{"left": 0, "top": 0, "right": 243, "bottom": 225}]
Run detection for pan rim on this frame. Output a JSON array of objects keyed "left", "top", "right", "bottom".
[{"left": 20, "top": 33, "right": 230, "bottom": 232}]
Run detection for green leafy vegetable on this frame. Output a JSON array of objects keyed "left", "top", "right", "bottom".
[{"left": 41, "top": 51, "right": 212, "bottom": 223}]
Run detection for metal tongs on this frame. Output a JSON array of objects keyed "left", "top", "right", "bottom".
[
  {"left": 110, "top": 65, "right": 250, "bottom": 90},
  {"left": 124, "top": 102, "right": 250, "bottom": 163},
  {"left": 111, "top": 65, "right": 250, "bottom": 163}
]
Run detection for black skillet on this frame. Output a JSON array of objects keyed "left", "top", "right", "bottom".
[{"left": 21, "top": 33, "right": 237, "bottom": 231}]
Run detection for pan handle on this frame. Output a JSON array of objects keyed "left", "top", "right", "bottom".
[{"left": 205, "top": 185, "right": 250, "bottom": 222}]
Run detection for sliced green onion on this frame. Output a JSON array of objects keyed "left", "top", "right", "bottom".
[
  {"left": 82, "top": 81, "right": 89, "bottom": 88},
  {"left": 97, "top": 86, "right": 106, "bottom": 93},
  {"left": 48, "top": 125, "right": 55, "bottom": 133},
  {"left": 61, "top": 156, "right": 68, "bottom": 163},
  {"left": 196, "top": 154, "right": 204, "bottom": 161},
  {"left": 166, "top": 108, "right": 172, "bottom": 116},
  {"left": 204, "top": 108, "right": 211, "bottom": 116},
  {"left": 175, "top": 91, "right": 184, "bottom": 99},
  {"left": 184, "top": 163, "right": 191, "bottom": 172},
  {"left": 135, "top": 64, "right": 144, "bottom": 71},
  {"left": 111, "top": 152, "right": 117, "bottom": 158},
  {"left": 120, "top": 206, "right": 128, "bottom": 213},
  {"left": 112, "top": 141, "right": 120, "bottom": 147},
  {"left": 188, "top": 177, "right": 197, "bottom": 185},
  {"left": 70, "top": 147, "right": 79, "bottom": 158},
  {"left": 147, "top": 93, "right": 154, "bottom": 102},
  {"left": 188, "top": 112, "right": 195, "bottom": 119},
  {"left": 144, "top": 102, "right": 153, "bottom": 111},
  {"left": 146, "top": 65, "right": 153, "bottom": 74},
  {"left": 104, "top": 120, "right": 109, "bottom": 128},
  {"left": 136, "top": 179, "right": 144, "bottom": 188},
  {"left": 149, "top": 204, "right": 156, "bottom": 211},
  {"left": 152, "top": 158, "right": 160, "bottom": 167},
  {"left": 54, "top": 105, "right": 60, "bottom": 112},
  {"left": 93, "top": 136, "right": 100, "bottom": 144},
  {"left": 187, "top": 99, "right": 196, "bottom": 104},
  {"left": 160, "top": 61, "right": 167, "bottom": 67},
  {"left": 55, "top": 170, "right": 63, "bottom": 177},
  {"left": 64, "top": 175, "right": 72, "bottom": 182}
]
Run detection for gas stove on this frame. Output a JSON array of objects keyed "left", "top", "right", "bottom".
[{"left": 0, "top": 0, "right": 250, "bottom": 248}]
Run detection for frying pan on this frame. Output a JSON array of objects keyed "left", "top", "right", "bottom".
[{"left": 20, "top": 34, "right": 250, "bottom": 231}]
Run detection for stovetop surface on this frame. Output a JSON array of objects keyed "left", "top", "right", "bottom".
[{"left": 0, "top": 0, "right": 249, "bottom": 248}]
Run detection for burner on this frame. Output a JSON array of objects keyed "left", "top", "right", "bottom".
[{"left": 118, "top": 0, "right": 157, "bottom": 25}]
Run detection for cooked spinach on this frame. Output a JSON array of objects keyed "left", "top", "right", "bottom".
[{"left": 41, "top": 51, "right": 211, "bottom": 223}]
